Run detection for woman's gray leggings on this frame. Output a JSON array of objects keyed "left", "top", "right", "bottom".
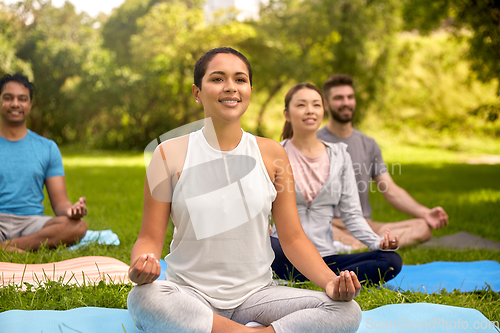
[{"left": 127, "top": 280, "right": 362, "bottom": 333}]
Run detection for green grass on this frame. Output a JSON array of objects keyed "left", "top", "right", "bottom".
[
  {"left": 286, "top": 281, "right": 500, "bottom": 323},
  {"left": 0, "top": 280, "right": 131, "bottom": 313},
  {"left": 369, "top": 163, "right": 500, "bottom": 242},
  {"left": 1, "top": 146, "right": 499, "bottom": 323}
]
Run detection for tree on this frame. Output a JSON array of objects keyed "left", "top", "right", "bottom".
[
  {"left": 6, "top": 0, "right": 100, "bottom": 142},
  {"left": 89, "top": 0, "right": 257, "bottom": 148},
  {"left": 242, "top": 0, "right": 402, "bottom": 136},
  {"left": 101, "top": 0, "right": 161, "bottom": 66},
  {"left": 0, "top": 4, "right": 32, "bottom": 78},
  {"left": 403, "top": 0, "right": 500, "bottom": 95}
]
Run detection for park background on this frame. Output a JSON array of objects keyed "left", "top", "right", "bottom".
[
  {"left": 1, "top": 0, "right": 499, "bottom": 324},
  {"left": 1, "top": 0, "right": 499, "bottom": 153}
]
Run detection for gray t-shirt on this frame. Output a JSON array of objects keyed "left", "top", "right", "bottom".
[{"left": 317, "top": 127, "right": 387, "bottom": 219}]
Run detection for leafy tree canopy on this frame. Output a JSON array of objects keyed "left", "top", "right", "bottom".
[{"left": 403, "top": 0, "right": 500, "bottom": 94}]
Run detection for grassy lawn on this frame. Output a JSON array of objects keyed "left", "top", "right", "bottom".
[{"left": 1, "top": 145, "right": 499, "bottom": 323}]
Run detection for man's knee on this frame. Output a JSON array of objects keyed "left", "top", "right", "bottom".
[
  {"left": 50, "top": 216, "right": 88, "bottom": 244},
  {"left": 366, "top": 219, "right": 386, "bottom": 234},
  {"left": 75, "top": 218, "right": 88, "bottom": 239},
  {"left": 62, "top": 216, "right": 88, "bottom": 241}
]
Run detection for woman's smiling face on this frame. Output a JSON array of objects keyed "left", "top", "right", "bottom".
[
  {"left": 285, "top": 88, "right": 324, "bottom": 134},
  {"left": 193, "top": 53, "right": 252, "bottom": 123}
]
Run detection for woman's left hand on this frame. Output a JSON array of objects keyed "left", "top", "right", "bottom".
[
  {"left": 380, "top": 230, "right": 399, "bottom": 250},
  {"left": 326, "top": 270, "right": 361, "bottom": 301}
]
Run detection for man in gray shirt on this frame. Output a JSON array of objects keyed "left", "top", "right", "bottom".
[{"left": 317, "top": 74, "right": 448, "bottom": 249}]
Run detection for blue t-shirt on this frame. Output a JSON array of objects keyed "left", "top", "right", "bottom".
[{"left": 0, "top": 130, "right": 65, "bottom": 216}]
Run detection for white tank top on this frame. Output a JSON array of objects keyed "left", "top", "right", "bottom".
[{"left": 165, "top": 128, "right": 277, "bottom": 309}]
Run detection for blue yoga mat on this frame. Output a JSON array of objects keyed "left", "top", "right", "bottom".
[
  {"left": 0, "top": 307, "right": 145, "bottom": 333},
  {"left": 357, "top": 303, "right": 499, "bottom": 333},
  {"left": 158, "top": 259, "right": 168, "bottom": 281},
  {"left": 0, "top": 303, "right": 497, "bottom": 333},
  {"left": 385, "top": 260, "right": 500, "bottom": 293}
]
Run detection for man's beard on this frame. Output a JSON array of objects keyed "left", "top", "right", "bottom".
[{"left": 328, "top": 105, "right": 355, "bottom": 123}]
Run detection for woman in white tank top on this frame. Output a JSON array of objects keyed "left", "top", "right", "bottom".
[
  {"left": 270, "top": 83, "right": 402, "bottom": 285},
  {"left": 127, "top": 48, "right": 363, "bottom": 333}
]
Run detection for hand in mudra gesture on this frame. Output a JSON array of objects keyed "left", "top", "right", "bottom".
[
  {"left": 67, "top": 197, "right": 87, "bottom": 220},
  {"left": 128, "top": 253, "right": 162, "bottom": 285},
  {"left": 326, "top": 270, "right": 361, "bottom": 301},
  {"left": 424, "top": 206, "right": 449, "bottom": 230},
  {"left": 380, "top": 230, "right": 399, "bottom": 250}
]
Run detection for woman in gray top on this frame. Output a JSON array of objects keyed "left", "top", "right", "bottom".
[{"left": 271, "top": 83, "right": 402, "bottom": 284}]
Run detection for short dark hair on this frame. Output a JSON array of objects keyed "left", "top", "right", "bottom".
[
  {"left": 281, "top": 83, "right": 323, "bottom": 140},
  {"left": 194, "top": 47, "right": 252, "bottom": 90},
  {"left": 0, "top": 73, "right": 34, "bottom": 101},
  {"left": 322, "top": 74, "right": 354, "bottom": 99}
]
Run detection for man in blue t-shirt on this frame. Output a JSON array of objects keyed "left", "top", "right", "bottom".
[
  {"left": 317, "top": 74, "right": 449, "bottom": 249},
  {"left": 0, "top": 74, "right": 88, "bottom": 252}
]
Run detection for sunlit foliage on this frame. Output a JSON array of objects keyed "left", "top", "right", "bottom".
[{"left": 0, "top": 0, "right": 497, "bottom": 151}]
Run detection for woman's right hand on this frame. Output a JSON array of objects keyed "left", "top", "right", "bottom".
[
  {"left": 128, "top": 253, "right": 162, "bottom": 285},
  {"left": 326, "top": 270, "right": 361, "bottom": 301}
]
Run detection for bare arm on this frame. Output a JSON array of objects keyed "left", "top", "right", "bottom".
[
  {"left": 128, "top": 140, "right": 182, "bottom": 285},
  {"left": 374, "top": 173, "right": 448, "bottom": 229},
  {"left": 128, "top": 177, "right": 168, "bottom": 285},
  {"left": 45, "top": 176, "right": 87, "bottom": 219}
]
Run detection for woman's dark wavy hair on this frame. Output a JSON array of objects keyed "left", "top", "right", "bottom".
[
  {"left": 281, "top": 83, "right": 323, "bottom": 141},
  {"left": 194, "top": 47, "right": 252, "bottom": 90}
]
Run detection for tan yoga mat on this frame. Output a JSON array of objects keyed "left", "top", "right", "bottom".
[{"left": 0, "top": 256, "right": 131, "bottom": 289}]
